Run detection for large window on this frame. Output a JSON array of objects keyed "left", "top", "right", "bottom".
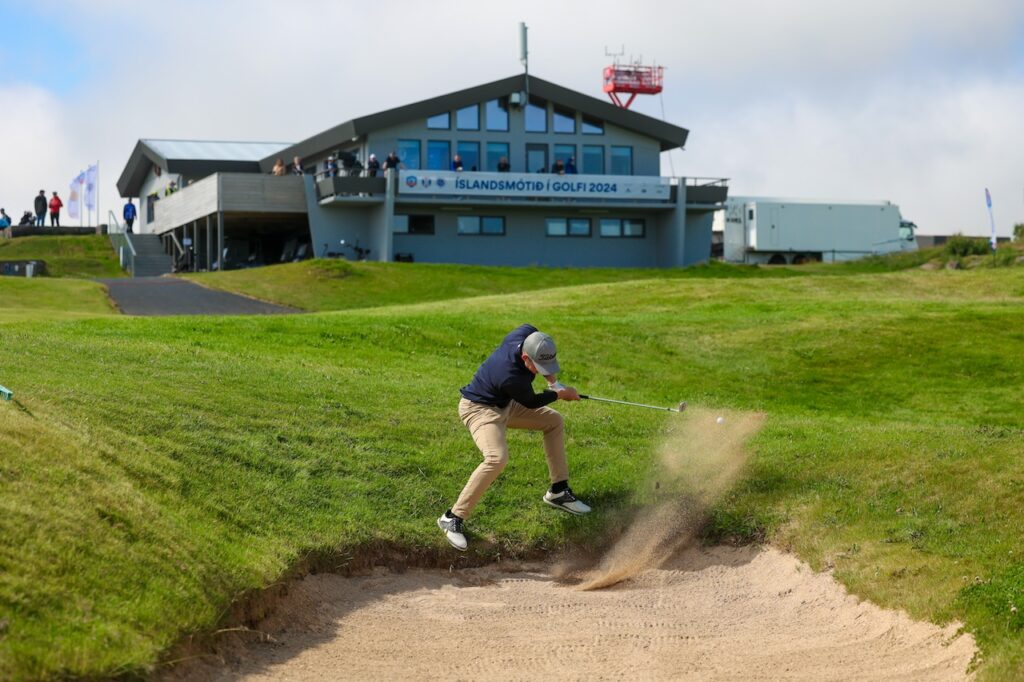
[
  {"left": 486, "top": 142, "right": 510, "bottom": 171},
  {"left": 553, "top": 144, "right": 576, "bottom": 173},
  {"left": 396, "top": 139, "right": 421, "bottom": 169},
  {"left": 553, "top": 107, "right": 576, "bottom": 134},
  {"left": 582, "top": 116, "right": 604, "bottom": 135},
  {"left": 485, "top": 98, "right": 509, "bottom": 131},
  {"left": 456, "top": 104, "right": 479, "bottom": 130},
  {"left": 456, "top": 141, "right": 480, "bottom": 172},
  {"left": 525, "top": 98, "right": 547, "bottom": 132},
  {"left": 427, "top": 112, "right": 450, "bottom": 129},
  {"left": 426, "top": 140, "right": 451, "bottom": 170},
  {"left": 458, "top": 215, "right": 506, "bottom": 235},
  {"left": 582, "top": 145, "right": 603, "bottom": 174},
  {"left": 393, "top": 214, "right": 435, "bottom": 235},
  {"left": 599, "top": 218, "right": 645, "bottom": 238},
  {"left": 526, "top": 143, "right": 548, "bottom": 173},
  {"left": 610, "top": 146, "right": 633, "bottom": 175},
  {"left": 546, "top": 217, "right": 591, "bottom": 237}
]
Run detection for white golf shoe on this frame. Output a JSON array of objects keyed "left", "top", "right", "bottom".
[
  {"left": 543, "top": 488, "right": 592, "bottom": 515},
  {"left": 437, "top": 512, "right": 468, "bottom": 551}
]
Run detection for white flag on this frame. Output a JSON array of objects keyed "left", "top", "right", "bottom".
[
  {"left": 68, "top": 172, "right": 84, "bottom": 220},
  {"left": 85, "top": 164, "right": 98, "bottom": 211}
]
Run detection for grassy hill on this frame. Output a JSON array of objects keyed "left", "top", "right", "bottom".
[
  {"left": 179, "top": 258, "right": 802, "bottom": 311},
  {"left": 1, "top": 266, "right": 1022, "bottom": 678},
  {"left": 0, "top": 235, "right": 125, "bottom": 278},
  {"left": 180, "top": 245, "right": 1023, "bottom": 313},
  {"left": 0, "top": 278, "right": 117, "bottom": 322}
]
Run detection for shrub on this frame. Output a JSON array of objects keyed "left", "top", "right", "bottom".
[
  {"left": 1014, "top": 223, "right": 1024, "bottom": 243},
  {"left": 945, "top": 233, "right": 991, "bottom": 258}
]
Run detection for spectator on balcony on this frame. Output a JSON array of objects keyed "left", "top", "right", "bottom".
[
  {"left": 324, "top": 155, "right": 339, "bottom": 178},
  {"left": 366, "top": 154, "right": 381, "bottom": 177},
  {"left": 452, "top": 154, "right": 464, "bottom": 172},
  {"left": 552, "top": 158, "right": 566, "bottom": 175},
  {"left": 565, "top": 156, "right": 577, "bottom": 174},
  {"left": 48, "top": 191, "right": 63, "bottom": 227},
  {"left": 164, "top": 181, "right": 178, "bottom": 196},
  {"left": 384, "top": 151, "right": 404, "bottom": 172},
  {"left": 34, "top": 190, "right": 47, "bottom": 226},
  {"left": 291, "top": 155, "right": 304, "bottom": 175},
  {"left": 271, "top": 158, "right": 287, "bottom": 176},
  {"left": 497, "top": 156, "right": 511, "bottom": 172},
  {"left": 123, "top": 199, "right": 137, "bottom": 233}
]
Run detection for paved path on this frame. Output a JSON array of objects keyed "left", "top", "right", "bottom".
[{"left": 100, "top": 278, "right": 299, "bottom": 316}]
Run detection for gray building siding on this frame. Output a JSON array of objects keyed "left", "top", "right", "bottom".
[
  {"left": 306, "top": 174, "right": 696, "bottom": 268},
  {"left": 392, "top": 205, "right": 666, "bottom": 267}
]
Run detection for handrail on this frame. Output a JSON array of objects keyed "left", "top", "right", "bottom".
[
  {"left": 107, "top": 211, "right": 136, "bottom": 255},
  {"left": 107, "top": 210, "right": 136, "bottom": 276},
  {"left": 168, "top": 232, "right": 184, "bottom": 257}
]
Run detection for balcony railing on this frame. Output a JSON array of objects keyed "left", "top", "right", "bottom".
[{"left": 313, "top": 169, "right": 730, "bottom": 206}]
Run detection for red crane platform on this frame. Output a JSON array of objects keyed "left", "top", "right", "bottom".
[{"left": 603, "top": 64, "right": 664, "bottom": 108}]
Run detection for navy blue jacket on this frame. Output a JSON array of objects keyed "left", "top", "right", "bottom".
[{"left": 460, "top": 324, "right": 557, "bottom": 409}]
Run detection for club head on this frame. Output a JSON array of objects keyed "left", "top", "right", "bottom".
[{"left": 676, "top": 401, "right": 688, "bottom": 413}]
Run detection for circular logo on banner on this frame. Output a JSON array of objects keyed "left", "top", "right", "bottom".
[
  {"left": 436, "top": 178, "right": 446, "bottom": 188},
  {"left": 405, "top": 176, "right": 418, "bottom": 188}
]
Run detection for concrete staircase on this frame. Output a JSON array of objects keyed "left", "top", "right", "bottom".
[{"left": 130, "top": 234, "right": 174, "bottom": 277}]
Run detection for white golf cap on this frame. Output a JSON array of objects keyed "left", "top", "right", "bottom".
[{"left": 523, "top": 331, "right": 560, "bottom": 376}]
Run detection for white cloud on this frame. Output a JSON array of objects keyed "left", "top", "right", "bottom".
[{"left": 2, "top": 0, "right": 1022, "bottom": 236}]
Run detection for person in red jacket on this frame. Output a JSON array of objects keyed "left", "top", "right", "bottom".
[{"left": 48, "top": 191, "right": 63, "bottom": 227}]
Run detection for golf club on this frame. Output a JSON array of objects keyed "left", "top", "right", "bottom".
[{"left": 579, "top": 394, "right": 687, "bottom": 413}]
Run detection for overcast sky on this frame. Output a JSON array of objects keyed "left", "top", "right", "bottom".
[{"left": 1, "top": 0, "right": 1022, "bottom": 235}]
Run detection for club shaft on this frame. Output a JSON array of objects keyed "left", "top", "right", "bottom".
[{"left": 580, "top": 394, "right": 678, "bottom": 412}]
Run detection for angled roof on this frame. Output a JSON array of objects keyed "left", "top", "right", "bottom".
[
  {"left": 117, "top": 139, "right": 292, "bottom": 197},
  {"left": 260, "top": 74, "right": 689, "bottom": 170}
]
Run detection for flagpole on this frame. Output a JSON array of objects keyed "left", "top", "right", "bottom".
[{"left": 985, "top": 188, "right": 997, "bottom": 252}]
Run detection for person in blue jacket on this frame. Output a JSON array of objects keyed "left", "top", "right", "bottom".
[
  {"left": 438, "top": 324, "right": 591, "bottom": 551},
  {"left": 123, "top": 199, "right": 137, "bottom": 233}
]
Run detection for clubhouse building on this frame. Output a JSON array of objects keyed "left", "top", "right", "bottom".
[{"left": 116, "top": 74, "right": 727, "bottom": 269}]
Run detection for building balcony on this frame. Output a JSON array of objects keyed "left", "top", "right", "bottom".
[
  {"left": 145, "top": 173, "right": 306, "bottom": 234},
  {"left": 315, "top": 170, "right": 728, "bottom": 209}
]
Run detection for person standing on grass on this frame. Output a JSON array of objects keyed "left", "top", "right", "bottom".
[
  {"left": 34, "top": 190, "right": 47, "bottom": 226},
  {"left": 48, "top": 191, "right": 63, "bottom": 227},
  {"left": 438, "top": 324, "right": 591, "bottom": 551}
]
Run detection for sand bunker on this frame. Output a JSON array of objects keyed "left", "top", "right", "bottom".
[
  {"left": 195, "top": 547, "right": 974, "bottom": 681},
  {"left": 188, "top": 409, "right": 975, "bottom": 680}
]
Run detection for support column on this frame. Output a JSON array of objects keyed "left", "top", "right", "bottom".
[
  {"left": 205, "top": 215, "right": 212, "bottom": 271},
  {"left": 216, "top": 212, "right": 224, "bottom": 271}
]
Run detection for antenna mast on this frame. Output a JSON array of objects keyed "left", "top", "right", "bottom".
[{"left": 520, "top": 22, "right": 529, "bottom": 101}]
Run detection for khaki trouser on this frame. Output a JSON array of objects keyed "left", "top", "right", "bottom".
[{"left": 452, "top": 397, "right": 568, "bottom": 519}]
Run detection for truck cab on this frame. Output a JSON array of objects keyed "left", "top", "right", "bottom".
[{"left": 899, "top": 220, "right": 917, "bottom": 243}]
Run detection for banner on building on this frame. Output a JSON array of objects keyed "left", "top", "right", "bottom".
[{"left": 398, "top": 170, "right": 671, "bottom": 201}]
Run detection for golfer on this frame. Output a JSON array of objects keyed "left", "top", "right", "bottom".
[{"left": 438, "top": 324, "right": 591, "bottom": 551}]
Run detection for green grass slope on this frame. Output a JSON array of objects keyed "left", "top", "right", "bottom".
[
  {"left": 0, "top": 278, "right": 117, "bottom": 323},
  {"left": 0, "top": 236, "right": 125, "bottom": 278},
  {"left": 1, "top": 267, "right": 1022, "bottom": 678},
  {"left": 179, "top": 258, "right": 802, "bottom": 311}
]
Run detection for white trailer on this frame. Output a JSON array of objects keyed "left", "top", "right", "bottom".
[{"left": 720, "top": 197, "right": 917, "bottom": 265}]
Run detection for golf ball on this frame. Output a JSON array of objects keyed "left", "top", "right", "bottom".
[{"left": 716, "top": 416, "right": 725, "bottom": 424}]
